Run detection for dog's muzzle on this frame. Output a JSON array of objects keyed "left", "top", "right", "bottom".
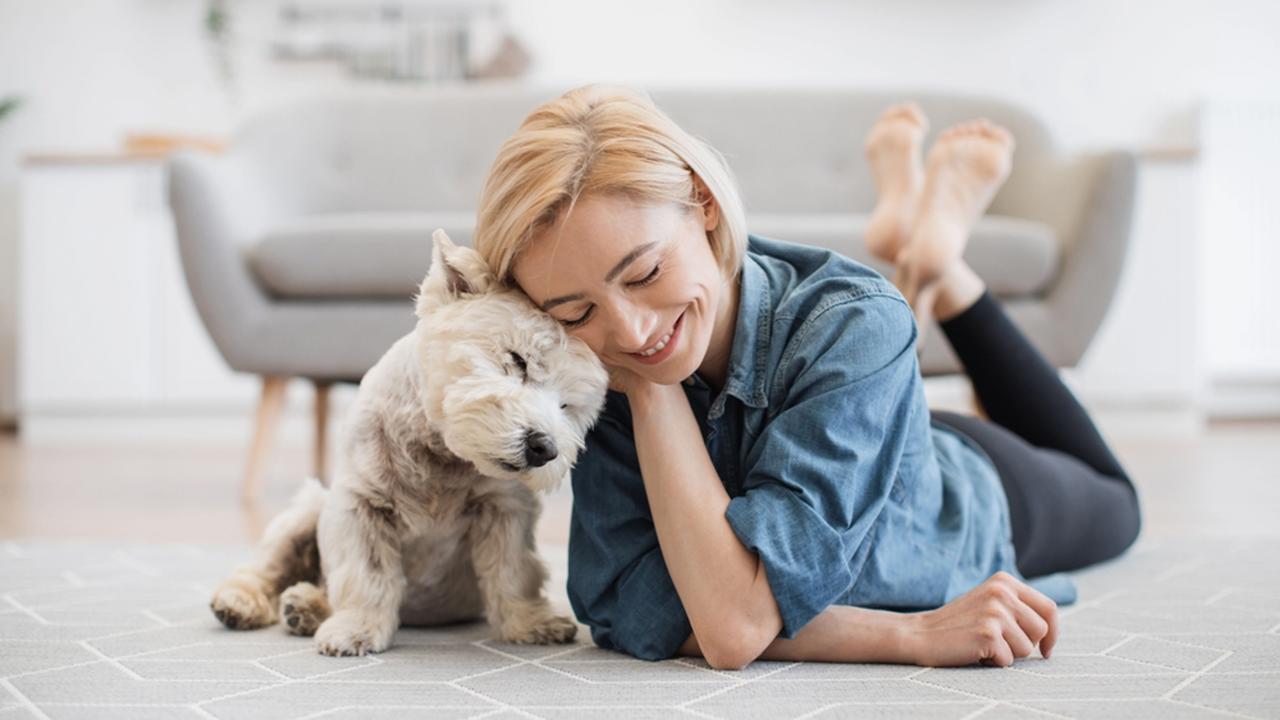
[{"left": 523, "top": 430, "right": 558, "bottom": 468}]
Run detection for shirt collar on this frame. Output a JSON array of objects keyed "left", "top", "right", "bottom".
[{"left": 687, "top": 249, "right": 771, "bottom": 419}]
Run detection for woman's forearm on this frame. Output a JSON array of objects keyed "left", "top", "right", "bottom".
[
  {"left": 629, "top": 383, "right": 782, "bottom": 662},
  {"left": 679, "top": 605, "right": 919, "bottom": 665}
]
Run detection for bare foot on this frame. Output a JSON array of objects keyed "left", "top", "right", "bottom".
[
  {"left": 864, "top": 103, "right": 928, "bottom": 265},
  {"left": 894, "top": 119, "right": 1014, "bottom": 316}
]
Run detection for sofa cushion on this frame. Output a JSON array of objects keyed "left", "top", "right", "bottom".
[
  {"left": 246, "top": 213, "right": 476, "bottom": 300},
  {"left": 247, "top": 212, "right": 1058, "bottom": 300},
  {"left": 748, "top": 213, "right": 1059, "bottom": 297}
]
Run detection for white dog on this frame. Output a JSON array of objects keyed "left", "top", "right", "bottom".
[{"left": 210, "top": 230, "right": 608, "bottom": 656}]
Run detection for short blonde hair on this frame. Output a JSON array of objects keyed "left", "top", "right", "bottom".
[{"left": 474, "top": 84, "right": 748, "bottom": 284}]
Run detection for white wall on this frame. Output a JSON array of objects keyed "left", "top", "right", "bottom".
[
  {"left": 2, "top": 0, "right": 1279, "bottom": 423},
  {"left": 509, "top": 0, "right": 1280, "bottom": 151}
]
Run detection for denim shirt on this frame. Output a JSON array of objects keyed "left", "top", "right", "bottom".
[{"left": 566, "top": 233, "right": 1078, "bottom": 662}]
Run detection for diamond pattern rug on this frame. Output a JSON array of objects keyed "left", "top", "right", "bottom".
[{"left": 1, "top": 536, "right": 1278, "bottom": 719}]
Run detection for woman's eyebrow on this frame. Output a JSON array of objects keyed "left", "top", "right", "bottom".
[
  {"left": 539, "top": 241, "right": 660, "bottom": 311},
  {"left": 603, "top": 241, "right": 659, "bottom": 282}
]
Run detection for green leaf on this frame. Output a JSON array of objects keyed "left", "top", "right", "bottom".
[{"left": 0, "top": 96, "right": 22, "bottom": 124}]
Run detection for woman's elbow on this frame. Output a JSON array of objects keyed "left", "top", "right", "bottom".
[{"left": 700, "top": 621, "right": 770, "bottom": 671}]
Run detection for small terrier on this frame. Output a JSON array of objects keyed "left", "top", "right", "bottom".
[{"left": 210, "top": 230, "right": 608, "bottom": 655}]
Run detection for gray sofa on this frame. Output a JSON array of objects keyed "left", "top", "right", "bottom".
[{"left": 168, "top": 85, "right": 1135, "bottom": 498}]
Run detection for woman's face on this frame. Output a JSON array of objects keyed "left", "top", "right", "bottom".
[{"left": 512, "top": 192, "right": 728, "bottom": 387}]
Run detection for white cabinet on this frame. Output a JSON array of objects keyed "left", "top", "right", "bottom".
[{"left": 18, "top": 158, "right": 258, "bottom": 418}]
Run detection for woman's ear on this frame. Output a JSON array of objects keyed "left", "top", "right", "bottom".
[{"left": 692, "top": 174, "right": 720, "bottom": 233}]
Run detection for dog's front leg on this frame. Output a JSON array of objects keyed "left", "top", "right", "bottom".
[
  {"left": 470, "top": 500, "right": 577, "bottom": 644},
  {"left": 312, "top": 489, "right": 405, "bottom": 656}
]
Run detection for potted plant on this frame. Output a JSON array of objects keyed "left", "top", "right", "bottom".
[{"left": 0, "top": 97, "right": 21, "bottom": 126}]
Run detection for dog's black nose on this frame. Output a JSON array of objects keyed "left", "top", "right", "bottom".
[{"left": 523, "top": 430, "right": 558, "bottom": 468}]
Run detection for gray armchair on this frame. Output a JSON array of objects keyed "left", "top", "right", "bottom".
[{"left": 168, "top": 86, "right": 1134, "bottom": 499}]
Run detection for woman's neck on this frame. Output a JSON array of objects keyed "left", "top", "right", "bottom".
[{"left": 696, "top": 271, "right": 741, "bottom": 393}]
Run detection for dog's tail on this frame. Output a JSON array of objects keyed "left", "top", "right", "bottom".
[
  {"left": 252, "top": 477, "right": 328, "bottom": 590},
  {"left": 265, "top": 477, "right": 328, "bottom": 536},
  {"left": 212, "top": 478, "right": 330, "bottom": 630}
]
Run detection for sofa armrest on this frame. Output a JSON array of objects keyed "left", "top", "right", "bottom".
[
  {"left": 167, "top": 150, "right": 279, "bottom": 373},
  {"left": 1043, "top": 150, "right": 1138, "bottom": 366}
]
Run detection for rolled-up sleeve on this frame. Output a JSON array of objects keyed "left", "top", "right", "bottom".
[
  {"left": 725, "top": 292, "right": 921, "bottom": 638},
  {"left": 566, "top": 399, "right": 692, "bottom": 661}
]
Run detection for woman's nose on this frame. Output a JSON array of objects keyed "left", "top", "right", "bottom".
[{"left": 606, "top": 300, "right": 658, "bottom": 353}]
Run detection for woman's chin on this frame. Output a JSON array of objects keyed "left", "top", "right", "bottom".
[{"left": 631, "top": 350, "right": 701, "bottom": 386}]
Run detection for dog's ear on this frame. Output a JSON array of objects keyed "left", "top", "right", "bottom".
[{"left": 416, "top": 229, "right": 497, "bottom": 316}]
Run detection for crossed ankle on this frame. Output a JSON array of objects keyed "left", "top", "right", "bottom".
[{"left": 931, "top": 262, "right": 987, "bottom": 323}]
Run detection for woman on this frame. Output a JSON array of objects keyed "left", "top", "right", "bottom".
[{"left": 472, "top": 85, "right": 1142, "bottom": 670}]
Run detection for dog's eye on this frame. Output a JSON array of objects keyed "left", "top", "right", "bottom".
[
  {"left": 508, "top": 351, "right": 528, "bottom": 378},
  {"left": 560, "top": 403, "right": 568, "bottom": 410}
]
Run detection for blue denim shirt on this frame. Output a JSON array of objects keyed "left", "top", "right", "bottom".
[{"left": 566, "top": 233, "right": 1078, "bottom": 662}]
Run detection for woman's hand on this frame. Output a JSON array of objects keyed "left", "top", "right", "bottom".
[
  {"left": 904, "top": 571, "right": 1059, "bottom": 668},
  {"left": 606, "top": 363, "right": 655, "bottom": 399}
]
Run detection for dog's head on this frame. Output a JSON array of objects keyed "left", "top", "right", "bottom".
[{"left": 412, "top": 230, "right": 609, "bottom": 493}]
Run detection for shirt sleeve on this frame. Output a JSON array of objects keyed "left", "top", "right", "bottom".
[
  {"left": 565, "top": 396, "right": 693, "bottom": 661},
  {"left": 725, "top": 291, "right": 922, "bottom": 639}
]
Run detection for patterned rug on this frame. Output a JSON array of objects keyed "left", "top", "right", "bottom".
[{"left": 1, "top": 536, "right": 1278, "bottom": 719}]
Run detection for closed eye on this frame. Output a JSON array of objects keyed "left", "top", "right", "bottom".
[
  {"left": 560, "top": 263, "right": 662, "bottom": 329},
  {"left": 629, "top": 263, "right": 662, "bottom": 288},
  {"left": 508, "top": 351, "right": 528, "bottom": 379}
]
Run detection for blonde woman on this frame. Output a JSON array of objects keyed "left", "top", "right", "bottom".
[{"left": 472, "top": 85, "right": 1141, "bottom": 670}]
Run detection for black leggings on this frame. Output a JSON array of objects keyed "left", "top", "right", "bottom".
[{"left": 929, "top": 291, "right": 1142, "bottom": 579}]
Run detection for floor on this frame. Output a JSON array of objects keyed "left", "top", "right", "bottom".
[{"left": 1, "top": 419, "right": 1278, "bottom": 718}]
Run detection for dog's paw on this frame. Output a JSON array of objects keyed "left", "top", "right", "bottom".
[
  {"left": 280, "top": 582, "right": 330, "bottom": 637},
  {"left": 210, "top": 580, "right": 276, "bottom": 630},
  {"left": 499, "top": 613, "right": 579, "bottom": 645},
  {"left": 314, "top": 610, "right": 394, "bottom": 656}
]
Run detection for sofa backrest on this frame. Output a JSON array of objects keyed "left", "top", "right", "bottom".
[{"left": 230, "top": 84, "right": 1085, "bottom": 246}]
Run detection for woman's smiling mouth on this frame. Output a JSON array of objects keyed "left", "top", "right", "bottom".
[{"left": 628, "top": 310, "right": 685, "bottom": 365}]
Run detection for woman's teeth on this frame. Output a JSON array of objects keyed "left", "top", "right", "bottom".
[{"left": 640, "top": 331, "right": 672, "bottom": 356}]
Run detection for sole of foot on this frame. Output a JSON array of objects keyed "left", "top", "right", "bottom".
[
  {"left": 894, "top": 119, "right": 1014, "bottom": 312},
  {"left": 864, "top": 102, "right": 929, "bottom": 266}
]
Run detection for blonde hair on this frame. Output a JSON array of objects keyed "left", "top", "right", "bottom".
[{"left": 474, "top": 84, "right": 748, "bottom": 284}]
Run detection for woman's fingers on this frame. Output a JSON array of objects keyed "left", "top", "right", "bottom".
[
  {"left": 986, "top": 573, "right": 1057, "bottom": 665},
  {"left": 1009, "top": 598, "right": 1050, "bottom": 651},
  {"left": 1001, "top": 607, "right": 1037, "bottom": 660},
  {"left": 1014, "top": 583, "right": 1060, "bottom": 659},
  {"left": 984, "top": 628, "right": 1015, "bottom": 667}
]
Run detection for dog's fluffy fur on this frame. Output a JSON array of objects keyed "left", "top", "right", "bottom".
[{"left": 210, "top": 230, "right": 608, "bottom": 656}]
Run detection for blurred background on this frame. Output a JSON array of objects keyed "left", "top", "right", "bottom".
[{"left": 1, "top": 0, "right": 1277, "bottom": 543}]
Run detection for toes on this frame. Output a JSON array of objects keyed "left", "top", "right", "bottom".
[
  {"left": 883, "top": 103, "right": 922, "bottom": 124},
  {"left": 987, "top": 123, "right": 1015, "bottom": 148},
  {"left": 941, "top": 119, "right": 1013, "bottom": 146},
  {"left": 868, "top": 102, "right": 929, "bottom": 148},
  {"left": 941, "top": 120, "right": 989, "bottom": 140},
  {"left": 878, "top": 104, "right": 908, "bottom": 122}
]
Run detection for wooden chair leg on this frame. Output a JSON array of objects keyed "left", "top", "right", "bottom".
[
  {"left": 243, "top": 375, "right": 288, "bottom": 503},
  {"left": 313, "top": 381, "right": 332, "bottom": 485}
]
